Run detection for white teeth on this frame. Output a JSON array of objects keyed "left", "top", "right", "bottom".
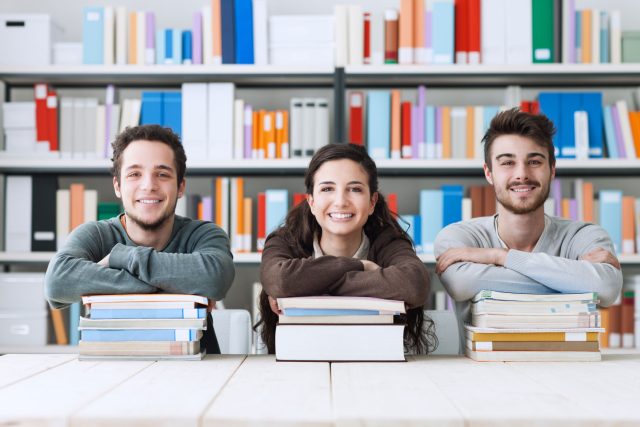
[
  {"left": 139, "top": 199, "right": 160, "bottom": 204},
  {"left": 512, "top": 188, "right": 531, "bottom": 193},
  {"left": 330, "top": 213, "right": 353, "bottom": 219}
]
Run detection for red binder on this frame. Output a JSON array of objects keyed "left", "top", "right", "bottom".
[
  {"left": 363, "top": 12, "right": 371, "bottom": 64},
  {"left": 46, "top": 90, "right": 59, "bottom": 151},
  {"left": 454, "top": 0, "right": 469, "bottom": 64},
  {"left": 349, "top": 92, "right": 364, "bottom": 145},
  {"left": 401, "top": 101, "right": 412, "bottom": 158},
  {"left": 34, "top": 83, "right": 49, "bottom": 145},
  {"left": 257, "top": 192, "right": 266, "bottom": 252}
]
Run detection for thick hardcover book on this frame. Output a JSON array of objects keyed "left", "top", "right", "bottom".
[
  {"left": 277, "top": 296, "right": 405, "bottom": 314},
  {"left": 82, "top": 294, "right": 208, "bottom": 306},
  {"left": 276, "top": 324, "right": 405, "bottom": 361},
  {"left": 465, "top": 325, "right": 601, "bottom": 342},
  {"left": 31, "top": 175, "right": 58, "bottom": 251}
]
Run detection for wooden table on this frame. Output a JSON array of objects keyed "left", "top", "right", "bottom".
[{"left": 1, "top": 353, "right": 639, "bottom": 426}]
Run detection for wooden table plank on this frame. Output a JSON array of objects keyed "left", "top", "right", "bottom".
[
  {"left": 202, "top": 355, "right": 332, "bottom": 427},
  {"left": 0, "top": 354, "right": 76, "bottom": 389},
  {"left": 506, "top": 353, "right": 640, "bottom": 426},
  {"left": 0, "top": 357, "right": 153, "bottom": 426},
  {"left": 409, "top": 356, "right": 605, "bottom": 427},
  {"left": 331, "top": 359, "right": 465, "bottom": 427},
  {"left": 70, "top": 355, "right": 245, "bottom": 427}
]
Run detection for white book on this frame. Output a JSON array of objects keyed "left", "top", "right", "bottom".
[
  {"left": 83, "top": 98, "right": 99, "bottom": 159},
  {"left": 370, "top": 11, "right": 384, "bottom": 65},
  {"left": 347, "top": 5, "right": 363, "bottom": 66},
  {"left": 544, "top": 198, "right": 555, "bottom": 216},
  {"left": 95, "top": 105, "right": 106, "bottom": 158},
  {"left": 506, "top": 0, "right": 532, "bottom": 65},
  {"left": 72, "top": 98, "right": 84, "bottom": 159},
  {"left": 574, "top": 110, "right": 589, "bottom": 160},
  {"left": 481, "top": 0, "right": 507, "bottom": 65},
  {"left": 59, "top": 98, "right": 74, "bottom": 159},
  {"left": 615, "top": 100, "right": 636, "bottom": 159},
  {"left": 574, "top": 178, "right": 584, "bottom": 221},
  {"left": 56, "top": 189, "right": 70, "bottom": 250},
  {"left": 119, "top": 99, "right": 130, "bottom": 133},
  {"left": 218, "top": 177, "right": 230, "bottom": 234},
  {"left": 334, "top": 5, "right": 348, "bottom": 67},
  {"left": 275, "top": 110, "right": 289, "bottom": 159},
  {"left": 450, "top": 107, "right": 466, "bottom": 160},
  {"left": 207, "top": 83, "right": 235, "bottom": 161},
  {"left": 504, "top": 85, "right": 522, "bottom": 109},
  {"left": 175, "top": 197, "right": 187, "bottom": 217},
  {"left": 561, "top": 0, "right": 572, "bottom": 63},
  {"left": 233, "top": 99, "right": 245, "bottom": 159},
  {"left": 115, "top": 6, "right": 127, "bottom": 65},
  {"left": 290, "top": 98, "right": 304, "bottom": 158},
  {"left": 462, "top": 197, "right": 472, "bottom": 221},
  {"left": 314, "top": 98, "right": 329, "bottom": 153},
  {"left": 182, "top": 83, "right": 209, "bottom": 161},
  {"left": 5, "top": 176, "right": 32, "bottom": 252},
  {"left": 263, "top": 111, "right": 274, "bottom": 159},
  {"left": 84, "top": 189, "right": 98, "bottom": 222},
  {"left": 136, "top": 11, "right": 146, "bottom": 65},
  {"left": 276, "top": 324, "right": 405, "bottom": 361},
  {"left": 129, "top": 98, "right": 141, "bottom": 128},
  {"left": 302, "top": 98, "right": 316, "bottom": 157},
  {"left": 253, "top": 0, "right": 268, "bottom": 65},
  {"left": 591, "top": 9, "right": 600, "bottom": 65},
  {"left": 202, "top": 5, "right": 213, "bottom": 65},
  {"left": 103, "top": 6, "right": 114, "bottom": 65},
  {"left": 108, "top": 103, "right": 120, "bottom": 156},
  {"left": 610, "top": 10, "right": 621, "bottom": 64},
  {"left": 435, "top": 290, "right": 446, "bottom": 311}
]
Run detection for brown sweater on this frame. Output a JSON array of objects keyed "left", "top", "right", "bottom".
[{"left": 260, "top": 227, "right": 430, "bottom": 308}]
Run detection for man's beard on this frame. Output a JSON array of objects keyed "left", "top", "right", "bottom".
[
  {"left": 124, "top": 199, "right": 177, "bottom": 231},
  {"left": 495, "top": 180, "right": 550, "bottom": 215}
]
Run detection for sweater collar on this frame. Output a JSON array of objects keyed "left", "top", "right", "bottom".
[{"left": 313, "top": 231, "right": 370, "bottom": 259}]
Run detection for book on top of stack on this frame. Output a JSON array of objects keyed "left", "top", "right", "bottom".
[
  {"left": 275, "top": 296, "right": 406, "bottom": 362},
  {"left": 78, "top": 294, "right": 208, "bottom": 361},
  {"left": 466, "top": 290, "right": 603, "bottom": 362}
]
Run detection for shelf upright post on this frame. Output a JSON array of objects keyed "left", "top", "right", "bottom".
[{"left": 333, "top": 67, "right": 346, "bottom": 144}]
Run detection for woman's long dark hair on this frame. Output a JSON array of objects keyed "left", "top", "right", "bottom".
[{"left": 255, "top": 143, "right": 437, "bottom": 354}]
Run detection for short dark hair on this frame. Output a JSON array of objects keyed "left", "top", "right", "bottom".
[
  {"left": 482, "top": 108, "right": 556, "bottom": 170},
  {"left": 111, "top": 125, "right": 187, "bottom": 184}
]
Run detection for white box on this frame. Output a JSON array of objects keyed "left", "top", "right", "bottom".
[
  {"left": 0, "top": 273, "right": 46, "bottom": 310},
  {"left": 53, "top": 42, "right": 83, "bottom": 65},
  {"left": 269, "top": 15, "right": 334, "bottom": 44},
  {"left": 269, "top": 44, "right": 334, "bottom": 67},
  {"left": 4, "top": 129, "right": 37, "bottom": 153},
  {"left": 2, "top": 102, "right": 36, "bottom": 129},
  {"left": 0, "top": 14, "right": 52, "bottom": 65}
]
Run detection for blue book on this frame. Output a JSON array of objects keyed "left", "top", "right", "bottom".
[
  {"left": 431, "top": 0, "right": 454, "bottom": 64},
  {"left": 182, "top": 30, "right": 193, "bottom": 64},
  {"left": 425, "top": 106, "right": 436, "bottom": 159},
  {"left": 172, "top": 29, "right": 182, "bottom": 65},
  {"left": 598, "top": 190, "right": 622, "bottom": 254},
  {"left": 82, "top": 6, "right": 104, "bottom": 64},
  {"left": 163, "top": 92, "right": 182, "bottom": 137},
  {"left": 265, "top": 189, "right": 289, "bottom": 236},
  {"left": 234, "top": 0, "right": 254, "bottom": 64},
  {"left": 80, "top": 329, "right": 202, "bottom": 342},
  {"left": 559, "top": 93, "right": 581, "bottom": 158},
  {"left": 581, "top": 92, "right": 604, "bottom": 158},
  {"left": 600, "top": 11, "right": 609, "bottom": 63},
  {"left": 221, "top": 0, "right": 236, "bottom": 64},
  {"left": 164, "top": 29, "right": 173, "bottom": 63},
  {"left": 602, "top": 105, "right": 618, "bottom": 158},
  {"left": 69, "top": 302, "right": 80, "bottom": 345},
  {"left": 156, "top": 29, "right": 165, "bottom": 64},
  {"left": 140, "top": 92, "right": 163, "bottom": 125},
  {"left": 538, "top": 92, "right": 562, "bottom": 157},
  {"left": 483, "top": 106, "right": 500, "bottom": 134},
  {"left": 413, "top": 214, "right": 423, "bottom": 253},
  {"left": 420, "top": 190, "right": 442, "bottom": 255},
  {"left": 367, "top": 91, "right": 391, "bottom": 159},
  {"left": 400, "top": 214, "right": 414, "bottom": 237},
  {"left": 283, "top": 308, "right": 382, "bottom": 316},
  {"left": 90, "top": 308, "right": 207, "bottom": 319},
  {"left": 442, "top": 185, "right": 463, "bottom": 227}
]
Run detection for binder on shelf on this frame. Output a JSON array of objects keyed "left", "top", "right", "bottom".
[{"left": 83, "top": 6, "right": 104, "bottom": 64}]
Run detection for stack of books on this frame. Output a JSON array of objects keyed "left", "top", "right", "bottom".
[
  {"left": 466, "top": 290, "right": 603, "bottom": 362},
  {"left": 275, "top": 296, "right": 406, "bottom": 362},
  {"left": 78, "top": 294, "right": 208, "bottom": 360}
]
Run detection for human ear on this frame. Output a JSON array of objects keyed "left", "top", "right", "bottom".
[
  {"left": 113, "top": 176, "right": 122, "bottom": 198},
  {"left": 483, "top": 163, "right": 493, "bottom": 185},
  {"left": 369, "top": 192, "right": 379, "bottom": 215}
]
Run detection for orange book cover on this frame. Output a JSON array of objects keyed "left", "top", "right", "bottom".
[
  {"left": 257, "top": 110, "right": 266, "bottom": 158},
  {"left": 398, "top": 0, "right": 414, "bottom": 63},
  {"left": 561, "top": 198, "right": 570, "bottom": 219},
  {"left": 628, "top": 111, "right": 640, "bottom": 158},
  {"left": 236, "top": 178, "right": 245, "bottom": 251},
  {"left": 198, "top": 200, "right": 204, "bottom": 220},
  {"left": 212, "top": 0, "right": 222, "bottom": 62},
  {"left": 466, "top": 106, "right": 475, "bottom": 158},
  {"left": 599, "top": 307, "right": 609, "bottom": 348},
  {"left": 128, "top": 12, "right": 137, "bottom": 64},
  {"left": 69, "top": 183, "right": 85, "bottom": 231},
  {"left": 441, "top": 107, "right": 452, "bottom": 159},
  {"left": 622, "top": 196, "right": 636, "bottom": 254},
  {"left": 252, "top": 110, "right": 259, "bottom": 158},
  {"left": 582, "top": 182, "right": 594, "bottom": 222},
  {"left": 581, "top": 9, "right": 592, "bottom": 63},
  {"left": 50, "top": 308, "right": 69, "bottom": 345},
  {"left": 391, "top": 90, "right": 402, "bottom": 158},
  {"left": 281, "top": 110, "right": 289, "bottom": 159},
  {"left": 413, "top": 0, "right": 425, "bottom": 59},
  {"left": 215, "top": 178, "right": 223, "bottom": 226},
  {"left": 243, "top": 197, "right": 252, "bottom": 252},
  {"left": 266, "top": 111, "right": 276, "bottom": 159}
]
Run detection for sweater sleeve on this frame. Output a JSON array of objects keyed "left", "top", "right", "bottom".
[
  {"left": 44, "top": 222, "right": 156, "bottom": 310},
  {"left": 329, "top": 233, "right": 430, "bottom": 308},
  {"left": 108, "top": 223, "right": 235, "bottom": 301},
  {"left": 504, "top": 224, "right": 623, "bottom": 306},
  {"left": 434, "top": 222, "right": 554, "bottom": 302},
  {"left": 260, "top": 233, "right": 365, "bottom": 298}
]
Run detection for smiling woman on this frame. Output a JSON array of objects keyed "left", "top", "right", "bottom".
[{"left": 257, "top": 143, "right": 436, "bottom": 354}]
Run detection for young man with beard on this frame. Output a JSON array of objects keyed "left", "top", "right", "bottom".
[
  {"left": 45, "top": 125, "right": 235, "bottom": 353},
  {"left": 434, "top": 108, "right": 622, "bottom": 352}
]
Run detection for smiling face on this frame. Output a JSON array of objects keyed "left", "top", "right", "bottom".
[
  {"left": 484, "top": 134, "right": 555, "bottom": 215},
  {"left": 113, "top": 139, "right": 185, "bottom": 231},
  {"left": 307, "top": 159, "right": 378, "bottom": 244}
]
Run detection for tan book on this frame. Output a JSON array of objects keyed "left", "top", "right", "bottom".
[
  {"left": 467, "top": 339, "right": 600, "bottom": 352},
  {"left": 79, "top": 340, "right": 200, "bottom": 356},
  {"left": 50, "top": 307, "right": 69, "bottom": 345},
  {"left": 465, "top": 325, "right": 602, "bottom": 342}
]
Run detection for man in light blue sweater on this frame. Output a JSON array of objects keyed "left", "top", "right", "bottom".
[
  {"left": 434, "top": 109, "right": 623, "bottom": 352},
  {"left": 45, "top": 125, "right": 235, "bottom": 353}
]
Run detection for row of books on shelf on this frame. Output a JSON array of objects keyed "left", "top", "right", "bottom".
[
  {"left": 1, "top": 83, "right": 329, "bottom": 161},
  {"left": 599, "top": 289, "right": 637, "bottom": 350}
]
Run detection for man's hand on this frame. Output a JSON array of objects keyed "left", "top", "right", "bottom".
[
  {"left": 436, "top": 247, "right": 508, "bottom": 275},
  {"left": 98, "top": 254, "right": 110, "bottom": 267},
  {"left": 268, "top": 295, "right": 282, "bottom": 315},
  {"left": 207, "top": 299, "right": 217, "bottom": 312},
  {"left": 361, "top": 260, "right": 381, "bottom": 271},
  {"left": 580, "top": 248, "right": 621, "bottom": 270}
]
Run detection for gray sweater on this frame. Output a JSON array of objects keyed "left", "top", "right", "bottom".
[
  {"left": 435, "top": 214, "right": 623, "bottom": 352},
  {"left": 45, "top": 215, "right": 235, "bottom": 309}
]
